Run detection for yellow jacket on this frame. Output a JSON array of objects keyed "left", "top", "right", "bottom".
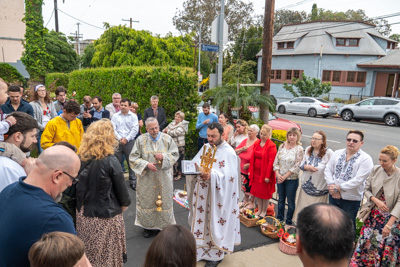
[{"left": 41, "top": 116, "right": 84, "bottom": 151}]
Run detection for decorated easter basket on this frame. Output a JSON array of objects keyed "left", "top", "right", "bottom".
[
  {"left": 259, "top": 216, "right": 281, "bottom": 239},
  {"left": 279, "top": 225, "right": 297, "bottom": 255}
]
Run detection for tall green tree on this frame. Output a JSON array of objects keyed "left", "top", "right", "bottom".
[
  {"left": 81, "top": 43, "right": 95, "bottom": 68},
  {"left": 22, "top": 0, "right": 52, "bottom": 81},
  {"left": 222, "top": 60, "right": 257, "bottom": 84},
  {"left": 44, "top": 31, "right": 78, "bottom": 73},
  {"left": 173, "top": 0, "right": 254, "bottom": 43},
  {"left": 311, "top": 4, "right": 318, "bottom": 21},
  {"left": 283, "top": 73, "right": 332, "bottom": 97},
  {"left": 274, "top": 9, "right": 308, "bottom": 35},
  {"left": 91, "top": 26, "right": 194, "bottom": 68},
  {"left": 389, "top": 34, "right": 400, "bottom": 42},
  {"left": 229, "top": 25, "right": 263, "bottom": 64}
]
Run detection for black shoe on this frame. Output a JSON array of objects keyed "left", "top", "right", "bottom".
[
  {"left": 142, "top": 229, "right": 151, "bottom": 238},
  {"left": 205, "top": 260, "right": 222, "bottom": 267},
  {"left": 130, "top": 184, "right": 136, "bottom": 190}
]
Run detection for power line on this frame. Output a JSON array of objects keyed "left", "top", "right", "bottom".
[
  {"left": 45, "top": 9, "right": 54, "bottom": 28},
  {"left": 277, "top": 0, "right": 314, "bottom": 11},
  {"left": 57, "top": 8, "right": 104, "bottom": 30}
]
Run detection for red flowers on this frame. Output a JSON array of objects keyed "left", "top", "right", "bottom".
[{"left": 277, "top": 228, "right": 284, "bottom": 238}]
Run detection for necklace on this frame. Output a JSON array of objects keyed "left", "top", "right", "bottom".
[{"left": 386, "top": 166, "right": 396, "bottom": 176}]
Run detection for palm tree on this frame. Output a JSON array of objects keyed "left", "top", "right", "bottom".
[{"left": 202, "top": 84, "right": 276, "bottom": 123}]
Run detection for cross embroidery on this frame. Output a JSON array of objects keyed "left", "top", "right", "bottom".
[
  {"left": 216, "top": 250, "right": 223, "bottom": 257},
  {"left": 229, "top": 177, "right": 234, "bottom": 183},
  {"left": 217, "top": 203, "right": 223, "bottom": 209},
  {"left": 200, "top": 182, "right": 208, "bottom": 189},
  {"left": 200, "top": 195, "right": 204, "bottom": 200},
  {"left": 198, "top": 206, "right": 204, "bottom": 213},
  {"left": 216, "top": 185, "right": 221, "bottom": 191},
  {"left": 194, "top": 229, "right": 202, "bottom": 237},
  {"left": 219, "top": 160, "right": 225, "bottom": 168},
  {"left": 232, "top": 209, "right": 237, "bottom": 215},
  {"left": 207, "top": 241, "right": 213, "bottom": 248},
  {"left": 217, "top": 217, "right": 226, "bottom": 226},
  {"left": 197, "top": 218, "right": 203, "bottom": 224}
]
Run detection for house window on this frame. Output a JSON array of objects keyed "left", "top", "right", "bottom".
[
  {"left": 348, "top": 39, "right": 359, "bottom": 46},
  {"left": 270, "top": 70, "right": 275, "bottom": 79},
  {"left": 336, "top": 38, "right": 345, "bottom": 46},
  {"left": 387, "top": 41, "right": 391, "bottom": 49},
  {"left": 322, "top": 71, "right": 331, "bottom": 82},
  {"left": 347, "top": 71, "right": 356, "bottom": 82},
  {"left": 276, "top": 70, "right": 281, "bottom": 79},
  {"left": 286, "top": 70, "right": 292, "bottom": 80},
  {"left": 356, "top": 72, "right": 366, "bottom": 83},
  {"left": 287, "top": 42, "right": 294, "bottom": 49},
  {"left": 278, "top": 42, "right": 285, "bottom": 49},
  {"left": 332, "top": 71, "right": 341, "bottom": 82},
  {"left": 322, "top": 70, "right": 366, "bottom": 86},
  {"left": 293, "top": 70, "right": 300, "bottom": 79}
]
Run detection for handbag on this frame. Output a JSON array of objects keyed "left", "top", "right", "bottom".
[{"left": 357, "top": 187, "right": 383, "bottom": 222}]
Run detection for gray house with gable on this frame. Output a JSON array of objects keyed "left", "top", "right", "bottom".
[{"left": 256, "top": 21, "right": 400, "bottom": 102}]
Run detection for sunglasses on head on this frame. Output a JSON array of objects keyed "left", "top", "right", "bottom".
[{"left": 346, "top": 138, "right": 360, "bottom": 143}]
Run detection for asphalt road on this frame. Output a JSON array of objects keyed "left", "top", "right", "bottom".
[{"left": 276, "top": 113, "right": 400, "bottom": 164}]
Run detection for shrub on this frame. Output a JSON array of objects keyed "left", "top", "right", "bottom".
[
  {"left": 0, "top": 63, "right": 26, "bottom": 86},
  {"left": 271, "top": 129, "right": 287, "bottom": 149},
  {"left": 45, "top": 72, "right": 70, "bottom": 91},
  {"left": 66, "top": 66, "right": 200, "bottom": 158}
]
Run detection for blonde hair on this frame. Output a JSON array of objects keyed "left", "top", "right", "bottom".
[
  {"left": 236, "top": 119, "right": 249, "bottom": 134},
  {"left": 175, "top": 111, "right": 185, "bottom": 120},
  {"left": 381, "top": 145, "right": 399, "bottom": 161},
  {"left": 286, "top": 127, "right": 302, "bottom": 146},
  {"left": 260, "top": 124, "right": 272, "bottom": 138},
  {"left": 78, "top": 119, "right": 118, "bottom": 161}
]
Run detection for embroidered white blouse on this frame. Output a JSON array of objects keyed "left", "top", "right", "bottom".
[{"left": 273, "top": 144, "right": 304, "bottom": 180}]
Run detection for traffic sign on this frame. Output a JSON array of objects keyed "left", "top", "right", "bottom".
[{"left": 201, "top": 44, "right": 219, "bottom": 52}]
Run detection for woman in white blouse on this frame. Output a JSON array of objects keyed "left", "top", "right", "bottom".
[
  {"left": 295, "top": 131, "right": 333, "bottom": 219},
  {"left": 29, "top": 84, "right": 57, "bottom": 154},
  {"left": 273, "top": 127, "right": 304, "bottom": 225}
]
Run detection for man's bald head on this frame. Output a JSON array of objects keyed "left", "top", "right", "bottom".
[
  {"left": 297, "top": 203, "right": 354, "bottom": 263},
  {"left": 37, "top": 145, "right": 80, "bottom": 173},
  {"left": 0, "top": 78, "right": 7, "bottom": 90}
]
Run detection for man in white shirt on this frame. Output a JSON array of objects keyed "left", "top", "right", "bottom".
[
  {"left": 324, "top": 130, "right": 374, "bottom": 229},
  {"left": 111, "top": 98, "right": 139, "bottom": 190},
  {"left": 105, "top": 93, "right": 121, "bottom": 118},
  {"left": 0, "top": 112, "right": 38, "bottom": 192}
]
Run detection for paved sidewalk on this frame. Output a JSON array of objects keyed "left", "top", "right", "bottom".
[{"left": 196, "top": 244, "right": 303, "bottom": 267}]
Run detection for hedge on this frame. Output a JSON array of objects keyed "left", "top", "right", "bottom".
[
  {"left": 47, "top": 66, "right": 201, "bottom": 158},
  {"left": 0, "top": 63, "right": 26, "bottom": 86},
  {"left": 45, "top": 72, "right": 70, "bottom": 92}
]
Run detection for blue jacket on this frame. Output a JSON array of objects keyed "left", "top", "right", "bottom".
[{"left": 0, "top": 98, "right": 34, "bottom": 117}]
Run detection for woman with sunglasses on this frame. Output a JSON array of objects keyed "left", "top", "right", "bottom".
[
  {"left": 76, "top": 119, "right": 131, "bottom": 267},
  {"left": 294, "top": 131, "right": 333, "bottom": 219},
  {"left": 29, "top": 84, "right": 57, "bottom": 154},
  {"left": 350, "top": 145, "right": 400, "bottom": 266}
]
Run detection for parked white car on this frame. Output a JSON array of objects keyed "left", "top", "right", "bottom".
[
  {"left": 277, "top": 97, "right": 337, "bottom": 118},
  {"left": 339, "top": 97, "right": 400, "bottom": 126}
]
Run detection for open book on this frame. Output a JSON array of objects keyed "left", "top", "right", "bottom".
[{"left": 182, "top": 160, "right": 200, "bottom": 175}]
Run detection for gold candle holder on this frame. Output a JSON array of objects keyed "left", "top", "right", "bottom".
[{"left": 200, "top": 144, "right": 217, "bottom": 174}]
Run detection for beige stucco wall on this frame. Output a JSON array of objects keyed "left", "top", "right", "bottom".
[{"left": 0, "top": 0, "right": 25, "bottom": 63}]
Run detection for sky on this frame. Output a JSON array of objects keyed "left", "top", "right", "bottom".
[{"left": 42, "top": 0, "right": 400, "bottom": 41}]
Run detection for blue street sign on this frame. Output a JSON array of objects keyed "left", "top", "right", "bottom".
[{"left": 201, "top": 44, "right": 219, "bottom": 52}]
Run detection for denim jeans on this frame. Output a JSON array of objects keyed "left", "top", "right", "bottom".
[
  {"left": 36, "top": 131, "right": 44, "bottom": 154},
  {"left": 277, "top": 179, "right": 299, "bottom": 225},
  {"left": 198, "top": 137, "right": 208, "bottom": 151},
  {"left": 329, "top": 195, "right": 361, "bottom": 231}
]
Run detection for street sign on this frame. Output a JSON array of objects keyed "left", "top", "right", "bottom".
[
  {"left": 201, "top": 44, "right": 219, "bottom": 52},
  {"left": 211, "top": 15, "right": 228, "bottom": 44}
]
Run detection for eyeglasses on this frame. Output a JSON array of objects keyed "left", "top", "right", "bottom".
[
  {"left": 57, "top": 170, "right": 79, "bottom": 184},
  {"left": 37, "top": 90, "right": 46, "bottom": 93},
  {"left": 310, "top": 137, "right": 322, "bottom": 141},
  {"left": 346, "top": 138, "right": 360, "bottom": 144},
  {"left": 112, "top": 97, "right": 121, "bottom": 100}
]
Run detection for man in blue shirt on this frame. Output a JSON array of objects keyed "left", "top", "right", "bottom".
[
  {"left": 196, "top": 102, "right": 218, "bottom": 151},
  {"left": 0, "top": 145, "right": 80, "bottom": 267},
  {"left": 0, "top": 85, "right": 33, "bottom": 117}
]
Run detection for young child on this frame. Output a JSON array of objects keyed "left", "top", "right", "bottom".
[{"left": 0, "top": 78, "right": 30, "bottom": 167}]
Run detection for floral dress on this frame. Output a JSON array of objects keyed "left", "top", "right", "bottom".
[{"left": 350, "top": 192, "right": 400, "bottom": 267}]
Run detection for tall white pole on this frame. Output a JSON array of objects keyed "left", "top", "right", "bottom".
[{"left": 217, "top": 0, "right": 224, "bottom": 86}]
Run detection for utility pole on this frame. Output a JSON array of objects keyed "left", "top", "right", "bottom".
[
  {"left": 54, "top": 0, "right": 59, "bottom": 32},
  {"left": 198, "top": 23, "right": 201, "bottom": 92},
  {"left": 217, "top": 0, "right": 225, "bottom": 86},
  {"left": 122, "top": 18, "right": 139, "bottom": 29},
  {"left": 260, "top": 0, "right": 275, "bottom": 124}
]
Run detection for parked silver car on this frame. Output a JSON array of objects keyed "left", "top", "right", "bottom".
[
  {"left": 277, "top": 97, "right": 337, "bottom": 118},
  {"left": 339, "top": 97, "right": 400, "bottom": 126}
]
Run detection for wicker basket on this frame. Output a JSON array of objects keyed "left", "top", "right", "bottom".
[
  {"left": 260, "top": 216, "right": 281, "bottom": 239},
  {"left": 239, "top": 214, "right": 260, "bottom": 228},
  {"left": 279, "top": 225, "right": 297, "bottom": 255}
]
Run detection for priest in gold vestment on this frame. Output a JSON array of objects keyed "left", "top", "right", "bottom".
[{"left": 129, "top": 117, "right": 179, "bottom": 238}]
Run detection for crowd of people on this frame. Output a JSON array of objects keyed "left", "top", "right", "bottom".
[{"left": 0, "top": 78, "right": 399, "bottom": 267}]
